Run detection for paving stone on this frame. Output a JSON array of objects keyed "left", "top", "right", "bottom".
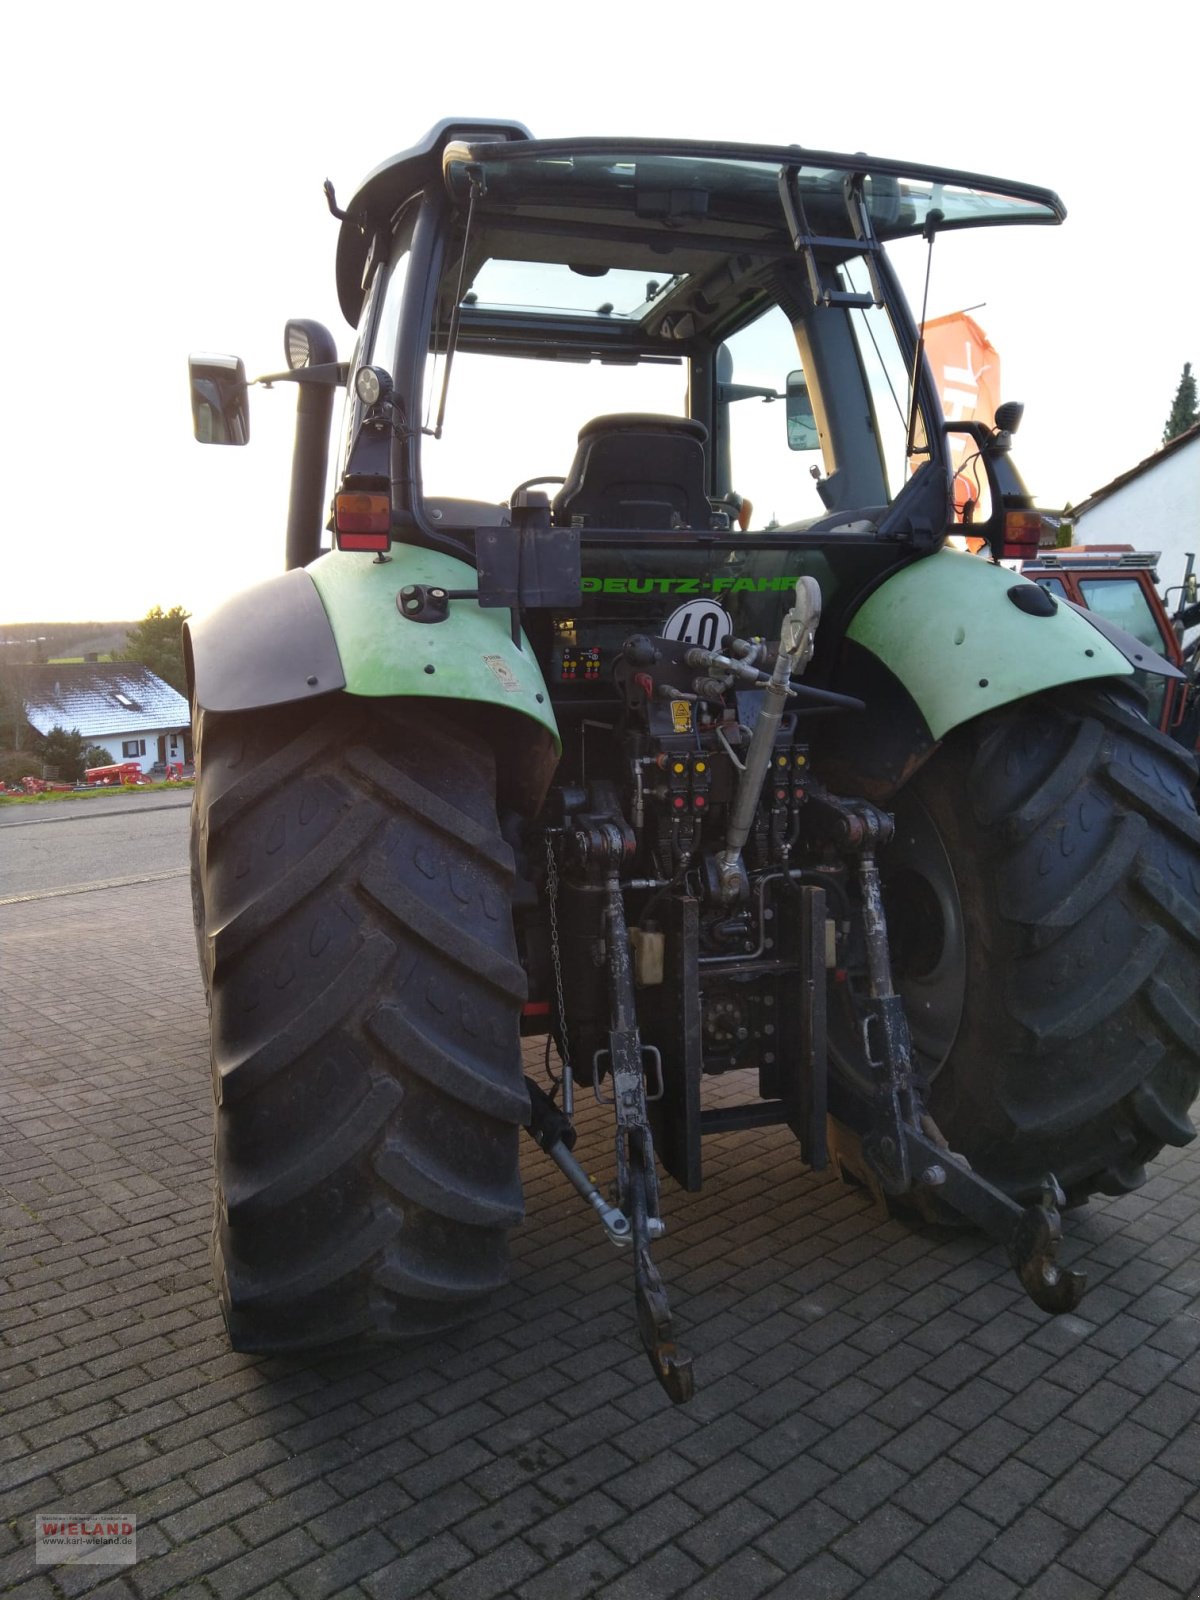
[
  {"left": 906, "top": 1503, "right": 997, "bottom": 1579},
  {"left": 285, "top": 1530, "right": 399, "bottom": 1600},
  {"left": 677, "top": 1546, "right": 786, "bottom": 1600},
  {"left": 830, "top": 1503, "right": 924, "bottom": 1577},
  {"left": 994, "top": 1377, "right": 1075, "bottom": 1430},
  {"left": 675, "top": 1494, "right": 773, "bottom": 1567},
  {"left": 960, "top": 1458, "right": 1050, "bottom": 1528},
  {"left": 1157, "top": 1423, "right": 1200, "bottom": 1481},
  {"left": 1040, "top": 1459, "right": 1124, "bottom": 1529},
  {"left": 361, "top": 1532, "right": 475, "bottom": 1600},
  {"left": 1109, "top": 1462, "right": 1195, "bottom": 1534},
  {"left": 436, "top": 1536, "right": 546, "bottom": 1600},
  {"left": 1086, "top": 1419, "right": 1168, "bottom": 1477},
  {"left": 1058, "top": 1512, "right": 1155, "bottom": 1590},
  {"left": 515, "top": 1539, "right": 625, "bottom": 1600},
  {"left": 982, "top": 1506, "right": 1072, "bottom": 1585},
  {"left": 747, "top": 1455, "right": 838, "bottom": 1520},
  {"left": 947, "top": 1415, "right": 1030, "bottom": 1475},
  {"left": 592, "top": 1543, "right": 703, "bottom": 1600},
  {"left": 304, "top": 1480, "right": 413, "bottom": 1546},
  {"left": 231, "top": 1481, "right": 340, "bottom": 1547},
  {"left": 601, "top": 1451, "right": 693, "bottom": 1512},
  {"left": 184, "top": 1438, "right": 290, "bottom": 1496},
  {"left": 879, "top": 1414, "right": 960, "bottom": 1473},
  {"left": 119, "top": 1524, "right": 247, "bottom": 1597},
  {"left": 742, "top": 1410, "right": 827, "bottom": 1468},
  {"left": 1039, "top": 1342, "right": 1118, "bottom": 1396},
  {"left": 1062, "top": 1378, "right": 1142, "bottom": 1434},
  {"left": 521, "top": 1489, "right": 626, "bottom": 1563},
  {"left": 1129, "top": 1379, "right": 1200, "bottom": 1439},
  {"left": 1136, "top": 1512, "right": 1200, "bottom": 1592},
  {"left": 845, "top": 1552, "right": 943, "bottom": 1600},
  {"left": 159, "top": 1478, "right": 270, "bottom": 1542},
  {"left": 675, "top": 1449, "right": 769, "bottom": 1513},
  {"left": 397, "top": 1438, "right": 495, "bottom": 1500},
  {"left": 891, "top": 1457, "right": 981, "bottom": 1527},
  {"left": 933, "top": 1376, "right": 1010, "bottom": 1429},
  {"left": 759, "top": 1551, "right": 860, "bottom": 1599},
  {"left": 1015, "top": 1417, "right": 1102, "bottom": 1477},
  {"left": 817, "top": 1455, "right": 909, "bottom": 1521},
  {"left": 598, "top": 1491, "right": 701, "bottom": 1563},
  {"left": 809, "top": 1413, "right": 894, "bottom": 1471},
  {"left": 1020, "top": 1562, "right": 1104, "bottom": 1600},
  {"left": 9, "top": 882, "right": 1200, "bottom": 1600},
  {"left": 452, "top": 1483, "right": 558, "bottom": 1557},
  {"left": 1104, "top": 1570, "right": 1185, "bottom": 1600}
]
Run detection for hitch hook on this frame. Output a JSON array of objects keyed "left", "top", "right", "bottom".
[{"left": 1008, "top": 1176, "right": 1087, "bottom": 1314}]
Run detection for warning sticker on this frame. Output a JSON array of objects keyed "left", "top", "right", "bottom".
[
  {"left": 483, "top": 655, "right": 520, "bottom": 691},
  {"left": 670, "top": 700, "right": 693, "bottom": 734}
]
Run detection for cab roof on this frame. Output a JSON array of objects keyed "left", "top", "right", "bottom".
[{"left": 335, "top": 122, "right": 1064, "bottom": 328}]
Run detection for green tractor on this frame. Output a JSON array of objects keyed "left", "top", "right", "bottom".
[{"left": 188, "top": 122, "right": 1200, "bottom": 1401}]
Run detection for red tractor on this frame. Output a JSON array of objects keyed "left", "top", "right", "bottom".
[{"left": 1021, "top": 547, "right": 1199, "bottom": 760}]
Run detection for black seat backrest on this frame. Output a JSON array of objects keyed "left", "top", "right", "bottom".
[{"left": 552, "top": 414, "right": 711, "bottom": 529}]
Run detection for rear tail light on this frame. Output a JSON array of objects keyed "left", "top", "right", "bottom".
[
  {"left": 997, "top": 510, "right": 1044, "bottom": 560},
  {"left": 335, "top": 491, "right": 390, "bottom": 551}
]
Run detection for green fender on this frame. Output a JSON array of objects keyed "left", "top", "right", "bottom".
[
  {"left": 307, "top": 547, "right": 559, "bottom": 747},
  {"left": 845, "top": 548, "right": 1132, "bottom": 741}
]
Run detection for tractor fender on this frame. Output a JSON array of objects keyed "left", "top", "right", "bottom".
[
  {"left": 845, "top": 548, "right": 1149, "bottom": 742},
  {"left": 185, "top": 567, "right": 347, "bottom": 714},
  {"left": 186, "top": 547, "right": 560, "bottom": 746}
]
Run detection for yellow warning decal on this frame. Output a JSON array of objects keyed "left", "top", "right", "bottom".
[{"left": 670, "top": 700, "right": 693, "bottom": 734}]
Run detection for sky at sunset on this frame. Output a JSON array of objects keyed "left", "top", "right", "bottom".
[{"left": 2, "top": 0, "right": 1196, "bottom": 625}]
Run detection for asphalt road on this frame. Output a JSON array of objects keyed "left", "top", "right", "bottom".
[{"left": 0, "top": 789, "right": 192, "bottom": 903}]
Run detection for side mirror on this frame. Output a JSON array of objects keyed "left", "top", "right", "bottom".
[
  {"left": 189, "top": 355, "right": 249, "bottom": 445},
  {"left": 785, "top": 371, "right": 819, "bottom": 451}
]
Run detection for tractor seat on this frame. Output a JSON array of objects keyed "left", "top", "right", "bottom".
[{"left": 552, "top": 414, "right": 713, "bottom": 530}]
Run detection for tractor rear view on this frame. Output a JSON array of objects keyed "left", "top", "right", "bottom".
[{"left": 188, "top": 123, "right": 1200, "bottom": 1399}]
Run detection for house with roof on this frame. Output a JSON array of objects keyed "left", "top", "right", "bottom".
[
  {"left": 22, "top": 664, "right": 191, "bottom": 774},
  {"left": 1070, "top": 421, "right": 1200, "bottom": 612}
]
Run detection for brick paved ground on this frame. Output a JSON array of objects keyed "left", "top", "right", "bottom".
[{"left": 3, "top": 876, "right": 1200, "bottom": 1599}]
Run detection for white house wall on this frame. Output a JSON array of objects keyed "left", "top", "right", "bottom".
[
  {"left": 1075, "top": 436, "right": 1200, "bottom": 604},
  {"left": 87, "top": 730, "right": 184, "bottom": 774}
]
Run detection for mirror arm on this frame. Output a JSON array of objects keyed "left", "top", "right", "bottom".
[
  {"left": 256, "top": 362, "right": 348, "bottom": 390},
  {"left": 718, "top": 383, "right": 785, "bottom": 404}
]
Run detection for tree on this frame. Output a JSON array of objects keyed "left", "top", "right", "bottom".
[
  {"left": 0, "top": 663, "right": 30, "bottom": 751},
  {"left": 41, "top": 726, "right": 89, "bottom": 783},
  {"left": 1163, "top": 362, "right": 1198, "bottom": 444},
  {"left": 119, "top": 605, "right": 191, "bottom": 694}
]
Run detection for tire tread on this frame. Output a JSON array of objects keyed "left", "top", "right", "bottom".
[
  {"left": 907, "top": 682, "right": 1200, "bottom": 1201},
  {"left": 193, "top": 698, "right": 527, "bottom": 1350}
]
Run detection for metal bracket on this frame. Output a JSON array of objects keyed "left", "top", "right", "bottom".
[
  {"left": 903, "top": 1130, "right": 1086, "bottom": 1314},
  {"left": 629, "top": 1133, "right": 693, "bottom": 1404},
  {"left": 592, "top": 1045, "right": 664, "bottom": 1105},
  {"left": 602, "top": 875, "right": 693, "bottom": 1401},
  {"left": 851, "top": 847, "right": 1086, "bottom": 1316}
]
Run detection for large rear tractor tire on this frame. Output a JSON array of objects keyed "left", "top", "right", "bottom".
[
  {"left": 191, "top": 696, "right": 529, "bottom": 1351},
  {"left": 883, "top": 683, "right": 1200, "bottom": 1203}
]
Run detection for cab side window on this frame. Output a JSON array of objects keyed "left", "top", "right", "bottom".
[{"left": 722, "top": 305, "right": 825, "bottom": 530}]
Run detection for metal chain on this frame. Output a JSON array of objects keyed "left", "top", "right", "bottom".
[{"left": 545, "top": 831, "right": 571, "bottom": 1082}]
